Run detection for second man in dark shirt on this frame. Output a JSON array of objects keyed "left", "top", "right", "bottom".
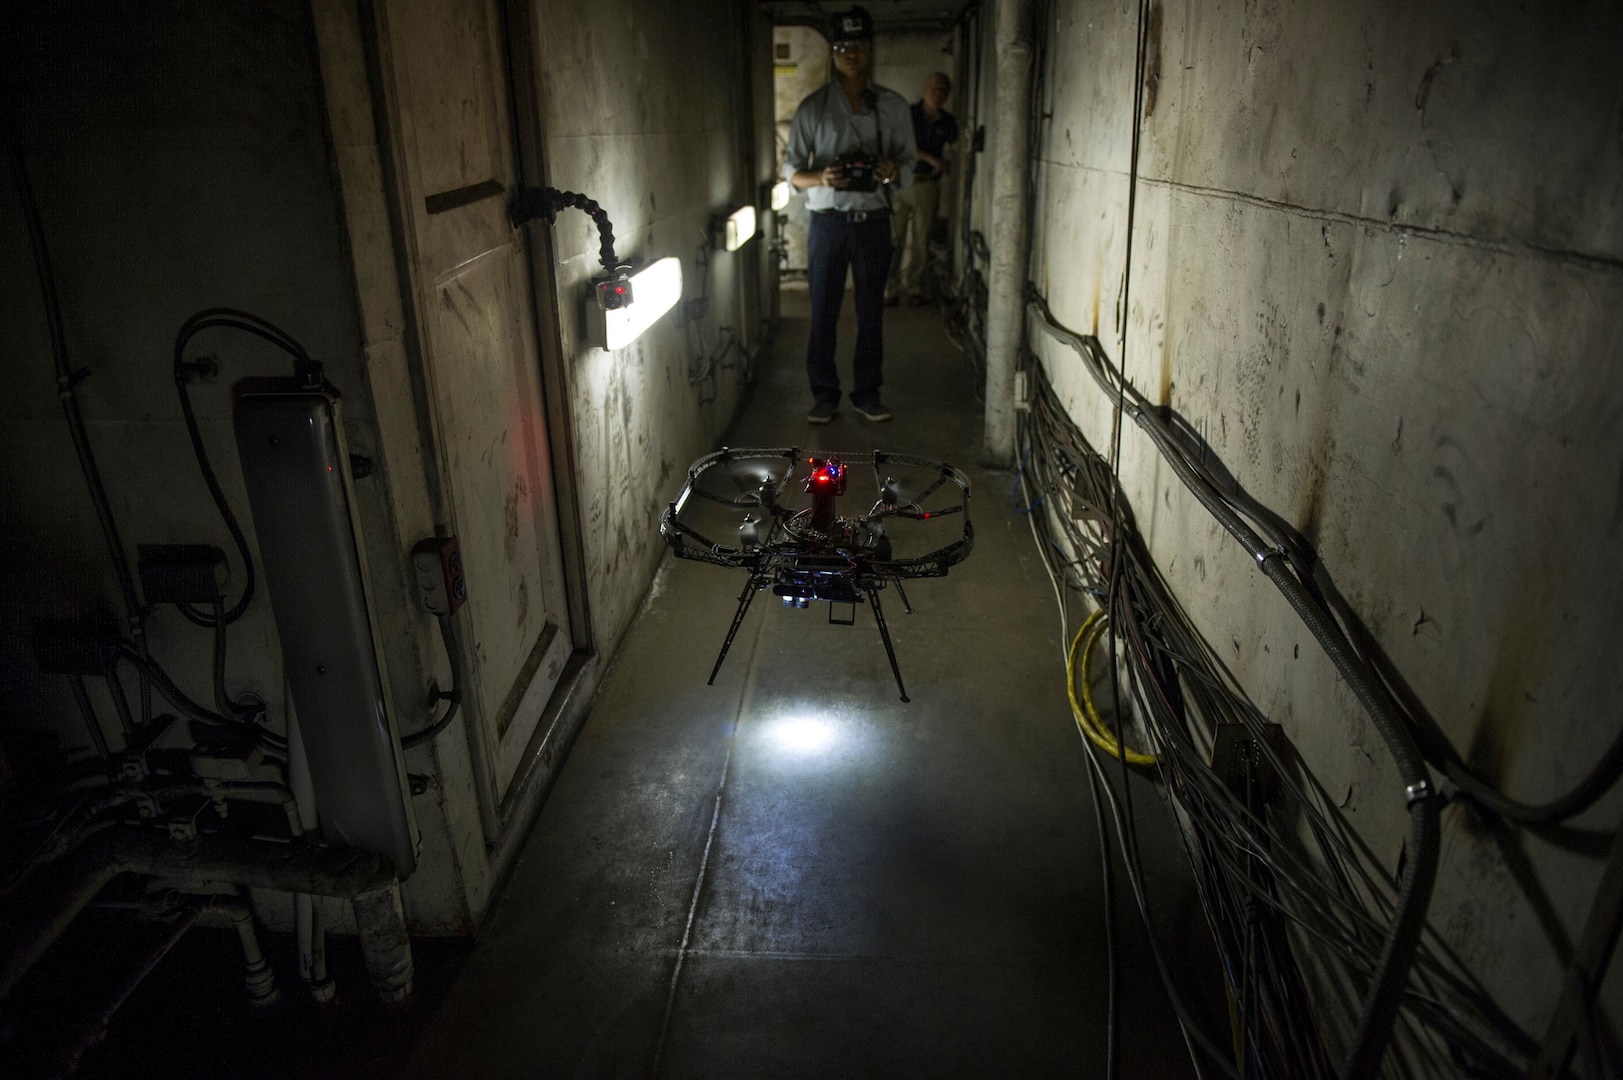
[{"left": 887, "top": 72, "right": 959, "bottom": 306}]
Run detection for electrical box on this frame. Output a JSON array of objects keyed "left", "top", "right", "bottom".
[
  {"left": 233, "top": 378, "right": 418, "bottom": 877},
  {"left": 138, "top": 544, "right": 229, "bottom": 605},
  {"left": 411, "top": 536, "right": 466, "bottom": 616}
]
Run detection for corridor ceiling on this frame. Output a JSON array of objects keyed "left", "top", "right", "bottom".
[{"left": 758, "top": 0, "right": 972, "bottom": 34}]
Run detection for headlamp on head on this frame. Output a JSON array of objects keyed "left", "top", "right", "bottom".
[{"left": 828, "top": 6, "right": 874, "bottom": 44}]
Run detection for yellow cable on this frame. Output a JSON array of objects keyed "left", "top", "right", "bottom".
[{"left": 1067, "top": 611, "right": 1158, "bottom": 766}]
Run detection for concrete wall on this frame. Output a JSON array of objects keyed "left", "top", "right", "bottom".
[
  {"left": 872, "top": 29, "right": 957, "bottom": 109},
  {"left": 528, "top": 0, "right": 772, "bottom": 656},
  {"left": 772, "top": 25, "right": 829, "bottom": 272},
  {"left": 1026, "top": 0, "right": 1623, "bottom": 1040},
  {"left": 0, "top": 0, "right": 774, "bottom": 936}
]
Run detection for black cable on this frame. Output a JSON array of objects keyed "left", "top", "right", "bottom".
[
  {"left": 1027, "top": 278, "right": 1444, "bottom": 1075},
  {"left": 1018, "top": 349, "right": 1532, "bottom": 1075},
  {"left": 113, "top": 641, "right": 283, "bottom": 757},
  {"left": 8, "top": 107, "right": 155, "bottom": 728},
  {"left": 170, "top": 309, "right": 315, "bottom": 628},
  {"left": 211, "top": 599, "right": 234, "bottom": 720},
  {"left": 401, "top": 615, "right": 462, "bottom": 750},
  {"left": 205, "top": 598, "right": 264, "bottom": 725},
  {"left": 104, "top": 668, "right": 136, "bottom": 738},
  {"left": 510, "top": 187, "right": 620, "bottom": 271},
  {"left": 1082, "top": 660, "right": 1121, "bottom": 1080},
  {"left": 1067, "top": 300, "right": 1623, "bottom": 833}
]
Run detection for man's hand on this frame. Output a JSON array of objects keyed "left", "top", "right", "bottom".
[
  {"left": 875, "top": 156, "right": 899, "bottom": 185},
  {"left": 821, "top": 163, "right": 851, "bottom": 189}
]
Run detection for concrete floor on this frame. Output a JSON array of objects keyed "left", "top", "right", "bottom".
[{"left": 406, "top": 285, "right": 1217, "bottom": 1078}]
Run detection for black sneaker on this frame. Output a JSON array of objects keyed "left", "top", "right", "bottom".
[
  {"left": 806, "top": 400, "right": 838, "bottom": 424},
  {"left": 851, "top": 400, "right": 893, "bottom": 422}
]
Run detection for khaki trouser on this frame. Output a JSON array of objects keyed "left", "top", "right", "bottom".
[{"left": 887, "top": 174, "right": 941, "bottom": 300}]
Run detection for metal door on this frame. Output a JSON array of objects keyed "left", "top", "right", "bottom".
[{"left": 375, "top": 0, "right": 572, "bottom": 801}]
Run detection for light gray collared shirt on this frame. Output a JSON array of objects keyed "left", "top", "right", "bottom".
[{"left": 783, "top": 81, "right": 917, "bottom": 213}]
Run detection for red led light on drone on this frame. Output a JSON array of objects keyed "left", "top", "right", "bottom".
[{"left": 805, "top": 459, "right": 847, "bottom": 496}]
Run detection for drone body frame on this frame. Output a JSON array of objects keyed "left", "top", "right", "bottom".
[{"left": 659, "top": 447, "right": 974, "bottom": 701}]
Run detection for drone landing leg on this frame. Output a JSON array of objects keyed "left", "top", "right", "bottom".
[
  {"left": 866, "top": 586, "right": 910, "bottom": 703},
  {"left": 708, "top": 577, "right": 761, "bottom": 685},
  {"left": 892, "top": 579, "right": 915, "bottom": 615}
]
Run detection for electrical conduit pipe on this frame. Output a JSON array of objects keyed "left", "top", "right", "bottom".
[
  {"left": 982, "top": 0, "right": 1035, "bottom": 468},
  {"left": 0, "top": 829, "right": 413, "bottom": 1005},
  {"left": 288, "top": 704, "right": 335, "bottom": 1001}
]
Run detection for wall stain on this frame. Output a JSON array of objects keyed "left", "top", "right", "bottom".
[
  {"left": 1159, "top": 335, "right": 1173, "bottom": 407},
  {"left": 440, "top": 286, "right": 474, "bottom": 339},
  {"left": 1296, "top": 459, "right": 1327, "bottom": 547},
  {"left": 1143, "top": 4, "right": 1163, "bottom": 117},
  {"left": 1414, "top": 41, "right": 1460, "bottom": 113},
  {"left": 503, "top": 486, "right": 519, "bottom": 562},
  {"left": 1463, "top": 603, "right": 1547, "bottom": 798}
]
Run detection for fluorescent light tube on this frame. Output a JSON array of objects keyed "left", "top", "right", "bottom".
[
  {"left": 770, "top": 180, "right": 791, "bottom": 211},
  {"left": 724, "top": 206, "right": 757, "bottom": 252}
]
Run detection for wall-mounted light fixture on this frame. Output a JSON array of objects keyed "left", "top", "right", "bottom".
[
  {"left": 769, "top": 180, "right": 791, "bottom": 211},
  {"left": 584, "top": 256, "right": 683, "bottom": 351},
  {"left": 722, "top": 205, "right": 757, "bottom": 252}
]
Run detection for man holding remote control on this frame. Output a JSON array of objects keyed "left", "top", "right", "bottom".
[{"left": 783, "top": 5, "right": 917, "bottom": 424}]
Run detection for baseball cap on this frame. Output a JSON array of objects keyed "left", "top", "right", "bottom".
[{"left": 828, "top": 6, "right": 874, "bottom": 42}]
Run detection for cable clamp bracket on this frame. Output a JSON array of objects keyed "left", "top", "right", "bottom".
[
  {"left": 1404, "top": 778, "right": 1435, "bottom": 806},
  {"left": 1254, "top": 544, "right": 1287, "bottom": 568}
]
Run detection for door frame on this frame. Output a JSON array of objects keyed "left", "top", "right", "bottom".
[{"left": 347, "top": 0, "right": 599, "bottom": 858}]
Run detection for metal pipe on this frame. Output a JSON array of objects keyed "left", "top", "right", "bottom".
[
  {"left": 308, "top": 895, "right": 334, "bottom": 1001},
  {"left": 69, "top": 676, "right": 112, "bottom": 759},
  {"left": 205, "top": 896, "right": 280, "bottom": 1006},
  {"left": 105, "top": 669, "right": 137, "bottom": 738},
  {"left": 203, "top": 780, "right": 305, "bottom": 839},
  {"left": 288, "top": 702, "right": 335, "bottom": 1000},
  {"left": 38, "top": 907, "right": 200, "bottom": 1080},
  {"left": 982, "top": 0, "right": 1035, "bottom": 467},
  {"left": 0, "top": 829, "right": 410, "bottom": 1004},
  {"left": 95, "top": 893, "right": 279, "bottom": 1006},
  {"left": 352, "top": 880, "right": 413, "bottom": 1004}
]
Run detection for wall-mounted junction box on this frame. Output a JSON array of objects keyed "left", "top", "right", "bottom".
[
  {"left": 411, "top": 536, "right": 466, "bottom": 617},
  {"left": 137, "top": 544, "right": 229, "bottom": 605}
]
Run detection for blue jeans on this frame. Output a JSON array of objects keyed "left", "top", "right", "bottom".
[{"left": 806, "top": 210, "right": 892, "bottom": 408}]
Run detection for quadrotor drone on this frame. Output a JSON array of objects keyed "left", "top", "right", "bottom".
[{"left": 659, "top": 448, "right": 974, "bottom": 701}]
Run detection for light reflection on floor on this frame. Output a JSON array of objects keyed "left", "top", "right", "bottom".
[{"left": 755, "top": 705, "right": 866, "bottom": 765}]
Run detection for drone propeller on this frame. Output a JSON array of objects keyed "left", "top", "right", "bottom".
[{"left": 693, "top": 456, "right": 794, "bottom": 509}]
